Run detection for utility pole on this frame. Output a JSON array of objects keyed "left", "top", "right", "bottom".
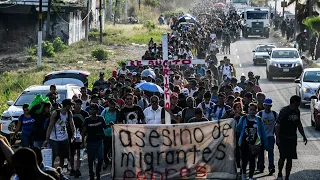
[
  {"left": 138, "top": 0, "right": 141, "bottom": 10},
  {"left": 37, "top": 0, "right": 43, "bottom": 69},
  {"left": 46, "top": 0, "right": 51, "bottom": 40},
  {"left": 281, "top": 0, "right": 286, "bottom": 19},
  {"left": 274, "top": 0, "right": 277, "bottom": 15},
  {"left": 99, "top": 0, "right": 103, "bottom": 43},
  {"left": 85, "top": 0, "right": 91, "bottom": 42}
]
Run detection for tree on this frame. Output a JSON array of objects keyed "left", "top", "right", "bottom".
[{"left": 287, "top": 0, "right": 319, "bottom": 23}]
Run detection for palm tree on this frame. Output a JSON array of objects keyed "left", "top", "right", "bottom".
[{"left": 287, "top": 0, "right": 319, "bottom": 23}]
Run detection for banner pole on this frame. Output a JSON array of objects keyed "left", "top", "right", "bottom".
[{"left": 162, "top": 34, "right": 171, "bottom": 125}]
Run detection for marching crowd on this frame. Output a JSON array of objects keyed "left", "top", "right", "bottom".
[{"left": 0, "top": 4, "right": 310, "bottom": 180}]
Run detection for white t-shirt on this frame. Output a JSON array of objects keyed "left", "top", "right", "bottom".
[
  {"left": 190, "top": 88, "right": 198, "bottom": 97},
  {"left": 197, "top": 102, "right": 215, "bottom": 118},
  {"left": 118, "top": 69, "right": 130, "bottom": 75},
  {"left": 210, "top": 33, "right": 216, "bottom": 40},
  {"left": 50, "top": 112, "right": 69, "bottom": 141},
  {"left": 209, "top": 43, "right": 216, "bottom": 52},
  {"left": 143, "top": 106, "right": 163, "bottom": 124},
  {"left": 222, "top": 65, "right": 233, "bottom": 77}
]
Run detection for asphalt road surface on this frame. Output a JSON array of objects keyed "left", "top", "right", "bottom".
[{"left": 65, "top": 36, "right": 320, "bottom": 180}]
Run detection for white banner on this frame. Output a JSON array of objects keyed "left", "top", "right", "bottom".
[{"left": 111, "top": 119, "right": 237, "bottom": 179}]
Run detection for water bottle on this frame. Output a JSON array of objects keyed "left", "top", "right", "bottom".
[
  {"left": 80, "top": 149, "right": 85, "bottom": 161},
  {"left": 75, "top": 129, "right": 82, "bottom": 142}
]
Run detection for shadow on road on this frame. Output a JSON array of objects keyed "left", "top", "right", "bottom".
[{"left": 289, "top": 170, "right": 320, "bottom": 180}]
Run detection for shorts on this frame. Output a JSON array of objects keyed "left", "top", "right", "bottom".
[
  {"left": 278, "top": 135, "right": 298, "bottom": 159},
  {"left": 50, "top": 139, "right": 70, "bottom": 159},
  {"left": 70, "top": 141, "right": 82, "bottom": 155}
]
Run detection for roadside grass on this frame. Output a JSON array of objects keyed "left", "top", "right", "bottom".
[
  {"left": 93, "top": 24, "right": 170, "bottom": 45},
  {"left": 0, "top": 24, "right": 166, "bottom": 114}
]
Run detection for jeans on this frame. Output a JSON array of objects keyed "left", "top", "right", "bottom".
[
  {"left": 87, "top": 141, "right": 104, "bottom": 177},
  {"left": 257, "top": 136, "right": 275, "bottom": 170},
  {"left": 20, "top": 134, "right": 33, "bottom": 147},
  {"left": 241, "top": 143, "right": 256, "bottom": 178}
]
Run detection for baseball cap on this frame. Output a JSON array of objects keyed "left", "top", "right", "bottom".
[
  {"left": 170, "top": 92, "right": 178, "bottom": 98},
  {"left": 248, "top": 71, "right": 254, "bottom": 76},
  {"left": 233, "top": 87, "right": 241, "bottom": 93},
  {"left": 112, "top": 70, "right": 117, "bottom": 75},
  {"left": 224, "top": 77, "right": 231, "bottom": 81},
  {"left": 182, "top": 88, "right": 189, "bottom": 96},
  {"left": 264, "top": 98, "right": 273, "bottom": 105}
]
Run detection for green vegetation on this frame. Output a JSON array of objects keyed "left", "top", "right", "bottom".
[
  {"left": 91, "top": 47, "right": 110, "bottom": 60},
  {"left": 303, "top": 16, "right": 320, "bottom": 33},
  {"left": 25, "top": 37, "right": 68, "bottom": 58},
  {"left": 1, "top": 24, "right": 166, "bottom": 114},
  {"left": 143, "top": 20, "right": 156, "bottom": 30}
]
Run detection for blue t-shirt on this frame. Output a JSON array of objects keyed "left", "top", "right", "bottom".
[
  {"left": 211, "top": 95, "right": 218, "bottom": 104},
  {"left": 18, "top": 115, "right": 35, "bottom": 136},
  {"left": 101, "top": 108, "right": 117, "bottom": 137}
]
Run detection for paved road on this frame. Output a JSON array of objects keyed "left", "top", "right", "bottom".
[{"left": 65, "top": 36, "right": 320, "bottom": 180}]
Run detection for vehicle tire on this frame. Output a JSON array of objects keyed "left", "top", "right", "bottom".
[
  {"left": 254, "top": 60, "right": 257, "bottom": 66},
  {"left": 316, "top": 118, "right": 320, "bottom": 131},
  {"left": 267, "top": 70, "right": 273, "bottom": 81}
]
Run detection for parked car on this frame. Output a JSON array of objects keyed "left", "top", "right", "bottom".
[
  {"left": 0, "top": 84, "right": 81, "bottom": 140},
  {"left": 252, "top": 44, "right": 276, "bottom": 65},
  {"left": 266, "top": 48, "right": 303, "bottom": 81},
  {"left": 295, "top": 68, "right": 320, "bottom": 106},
  {"left": 310, "top": 86, "right": 320, "bottom": 130},
  {"left": 43, "top": 70, "right": 90, "bottom": 87}
]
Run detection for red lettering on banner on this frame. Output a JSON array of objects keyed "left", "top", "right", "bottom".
[
  {"left": 163, "top": 68, "right": 169, "bottom": 75},
  {"left": 151, "top": 170, "right": 163, "bottom": 180},
  {"left": 165, "top": 168, "right": 178, "bottom": 179},
  {"left": 165, "top": 102, "right": 170, "bottom": 108},
  {"left": 124, "top": 170, "right": 135, "bottom": 179},
  {"left": 130, "top": 61, "right": 135, "bottom": 66},
  {"left": 136, "top": 171, "right": 147, "bottom": 180},
  {"left": 155, "top": 60, "right": 162, "bottom": 66},
  {"left": 163, "top": 60, "right": 168, "bottom": 68},
  {"left": 195, "top": 165, "right": 207, "bottom": 177},
  {"left": 148, "top": 60, "right": 154, "bottom": 66},
  {"left": 172, "top": 60, "right": 180, "bottom": 65},
  {"left": 137, "top": 60, "right": 142, "bottom": 66},
  {"left": 182, "top": 60, "right": 191, "bottom": 64},
  {"left": 180, "top": 167, "right": 191, "bottom": 178}
]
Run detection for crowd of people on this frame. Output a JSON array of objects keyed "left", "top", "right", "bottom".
[
  {"left": 0, "top": 3, "right": 311, "bottom": 180},
  {"left": 273, "top": 15, "right": 320, "bottom": 60}
]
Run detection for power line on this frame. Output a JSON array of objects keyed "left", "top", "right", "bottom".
[{"left": 52, "top": 7, "right": 92, "bottom": 26}]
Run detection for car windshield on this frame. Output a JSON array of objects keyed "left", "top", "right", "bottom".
[
  {"left": 43, "top": 73, "right": 88, "bottom": 87},
  {"left": 256, "top": 46, "right": 275, "bottom": 52},
  {"left": 271, "top": 50, "right": 299, "bottom": 58},
  {"left": 247, "top": 12, "right": 268, "bottom": 19},
  {"left": 14, "top": 90, "right": 67, "bottom": 106},
  {"left": 303, "top": 71, "right": 320, "bottom": 83}
]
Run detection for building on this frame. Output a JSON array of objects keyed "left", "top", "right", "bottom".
[{"left": 0, "top": 0, "right": 105, "bottom": 46}]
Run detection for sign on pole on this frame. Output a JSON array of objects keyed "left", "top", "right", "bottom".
[
  {"left": 162, "top": 34, "right": 171, "bottom": 125},
  {"left": 111, "top": 119, "right": 237, "bottom": 179}
]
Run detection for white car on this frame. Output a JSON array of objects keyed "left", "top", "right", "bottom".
[
  {"left": 0, "top": 84, "right": 81, "bottom": 139},
  {"left": 252, "top": 44, "right": 276, "bottom": 65},
  {"left": 266, "top": 48, "right": 303, "bottom": 81},
  {"left": 295, "top": 68, "right": 320, "bottom": 106}
]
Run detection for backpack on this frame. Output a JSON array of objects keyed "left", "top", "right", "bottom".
[
  {"left": 258, "top": 110, "right": 277, "bottom": 121},
  {"left": 201, "top": 102, "right": 214, "bottom": 111},
  {"left": 209, "top": 104, "right": 230, "bottom": 119}
]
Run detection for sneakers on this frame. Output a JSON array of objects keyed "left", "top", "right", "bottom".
[
  {"left": 242, "top": 174, "right": 247, "bottom": 180},
  {"left": 69, "top": 169, "right": 75, "bottom": 176},
  {"left": 277, "top": 176, "right": 283, "bottom": 180},
  {"left": 269, "top": 168, "right": 275, "bottom": 176},
  {"left": 74, "top": 169, "right": 82, "bottom": 178}
]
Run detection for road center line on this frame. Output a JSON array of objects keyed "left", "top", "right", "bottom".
[
  {"left": 235, "top": 49, "right": 238, "bottom": 52},
  {"left": 239, "top": 63, "right": 242, "bottom": 68},
  {"left": 241, "top": 73, "right": 244, "bottom": 76},
  {"left": 237, "top": 55, "right": 239, "bottom": 59}
]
